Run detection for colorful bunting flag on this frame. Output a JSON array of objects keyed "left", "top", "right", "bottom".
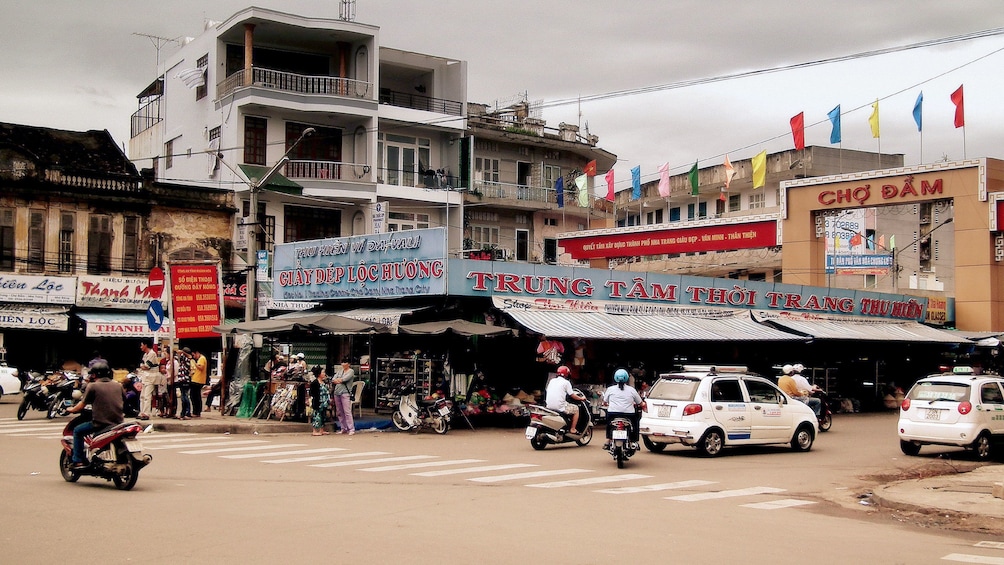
[
  {"left": 605, "top": 169, "right": 615, "bottom": 202},
  {"left": 751, "top": 150, "right": 766, "bottom": 189},
  {"left": 951, "top": 85, "right": 965, "bottom": 128},
  {"left": 575, "top": 174, "right": 588, "bottom": 207},
  {"left": 850, "top": 233, "right": 863, "bottom": 247},
  {"left": 688, "top": 161, "right": 699, "bottom": 196},
  {"left": 889, "top": 235, "right": 896, "bottom": 250},
  {"left": 913, "top": 92, "right": 923, "bottom": 132},
  {"left": 790, "top": 112, "right": 805, "bottom": 151},
  {"left": 657, "top": 162, "right": 670, "bottom": 197},
  {"left": 723, "top": 154, "right": 736, "bottom": 189},
  {"left": 584, "top": 160, "right": 597, "bottom": 177},
  {"left": 630, "top": 166, "right": 641, "bottom": 200},
  {"left": 868, "top": 99, "right": 880, "bottom": 138},
  {"left": 555, "top": 176, "right": 564, "bottom": 208},
  {"left": 878, "top": 234, "right": 886, "bottom": 250},
  {"left": 718, "top": 188, "right": 727, "bottom": 202},
  {"left": 827, "top": 105, "right": 841, "bottom": 144}
]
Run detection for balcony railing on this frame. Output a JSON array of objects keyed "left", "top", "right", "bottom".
[
  {"left": 217, "top": 68, "right": 372, "bottom": 100},
  {"left": 286, "top": 160, "right": 373, "bottom": 182},
  {"left": 471, "top": 179, "right": 588, "bottom": 208},
  {"left": 130, "top": 97, "right": 162, "bottom": 138},
  {"left": 379, "top": 88, "right": 463, "bottom": 116}
]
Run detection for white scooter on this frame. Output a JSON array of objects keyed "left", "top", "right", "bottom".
[
  {"left": 525, "top": 390, "right": 593, "bottom": 450},
  {"left": 391, "top": 383, "right": 451, "bottom": 434}
]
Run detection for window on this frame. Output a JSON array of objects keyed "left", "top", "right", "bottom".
[
  {"left": 58, "top": 212, "right": 75, "bottom": 274},
  {"left": 122, "top": 216, "right": 139, "bottom": 274},
  {"left": 544, "top": 217, "right": 558, "bottom": 227},
  {"left": 543, "top": 164, "right": 561, "bottom": 188},
  {"left": 165, "top": 139, "right": 174, "bottom": 170},
  {"left": 27, "top": 210, "right": 45, "bottom": 272},
  {"left": 745, "top": 379, "right": 782, "bottom": 404},
  {"left": 711, "top": 379, "right": 743, "bottom": 402},
  {"left": 543, "top": 238, "right": 557, "bottom": 263},
  {"left": 244, "top": 116, "right": 267, "bottom": 165},
  {"left": 387, "top": 212, "right": 430, "bottom": 232},
  {"left": 284, "top": 206, "right": 341, "bottom": 242},
  {"left": 87, "top": 214, "right": 112, "bottom": 275},
  {"left": 516, "top": 229, "right": 529, "bottom": 261},
  {"left": 749, "top": 192, "right": 765, "bottom": 209},
  {"left": 728, "top": 194, "right": 741, "bottom": 212},
  {"left": 286, "top": 123, "right": 342, "bottom": 179},
  {"left": 669, "top": 207, "right": 681, "bottom": 222},
  {"left": 475, "top": 157, "right": 500, "bottom": 183},
  {"left": 471, "top": 225, "right": 499, "bottom": 248},
  {"left": 195, "top": 54, "right": 208, "bottom": 101},
  {"left": 379, "top": 133, "right": 429, "bottom": 187},
  {"left": 981, "top": 383, "right": 1004, "bottom": 404},
  {"left": 0, "top": 208, "right": 12, "bottom": 270}
]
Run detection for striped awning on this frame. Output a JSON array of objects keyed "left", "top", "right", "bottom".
[
  {"left": 752, "top": 311, "right": 970, "bottom": 343},
  {"left": 502, "top": 309, "right": 804, "bottom": 341}
]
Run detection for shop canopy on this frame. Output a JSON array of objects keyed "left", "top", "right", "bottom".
[
  {"left": 398, "top": 319, "right": 515, "bottom": 337},
  {"left": 330, "top": 306, "right": 429, "bottom": 333},
  {"left": 501, "top": 309, "right": 804, "bottom": 341},
  {"left": 751, "top": 312, "right": 971, "bottom": 343},
  {"left": 76, "top": 311, "right": 170, "bottom": 338},
  {"left": 214, "top": 313, "right": 387, "bottom": 335}
]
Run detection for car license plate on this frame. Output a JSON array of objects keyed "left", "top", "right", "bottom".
[
  {"left": 924, "top": 408, "right": 941, "bottom": 421},
  {"left": 658, "top": 405, "right": 672, "bottom": 418},
  {"left": 123, "top": 439, "right": 142, "bottom": 453},
  {"left": 525, "top": 426, "right": 537, "bottom": 440},
  {"left": 612, "top": 430, "right": 628, "bottom": 440}
]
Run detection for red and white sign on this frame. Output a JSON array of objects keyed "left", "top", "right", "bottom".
[
  {"left": 76, "top": 275, "right": 159, "bottom": 310},
  {"left": 559, "top": 220, "right": 777, "bottom": 260},
  {"left": 169, "top": 264, "right": 221, "bottom": 338},
  {"left": 148, "top": 267, "right": 165, "bottom": 300}
]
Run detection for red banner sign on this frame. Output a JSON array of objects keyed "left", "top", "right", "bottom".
[
  {"left": 559, "top": 220, "right": 777, "bottom": 260},
  {"left": 170, "top": 264, "right": 221, "bottom": 338}
]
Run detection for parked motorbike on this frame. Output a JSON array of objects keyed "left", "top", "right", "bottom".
[
  {"left": 122, "top": 372, "right": 141, "bottom": 418},
  {"left": 18, "top": 371, "right": 80, "bottom": 420},
  {"left": 812, "top": 389, "right": 834, "bottom": 432},
  {"left": 604, "top": 416, "right": 638, "bottom": 468},
  {"left": 59, "top": 411, "right": 152, "bottom": 491},
  {"left": 45, "top": 371, "right": 82, "bottom": 419},
  {"left": 525, "top": 390, "right": 594, "bottom": 450},
  {"left": 391, "top": 384, "right": 452, "bottom": 434}
]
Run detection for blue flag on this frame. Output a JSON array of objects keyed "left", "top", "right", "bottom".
[
  {"left": 913, "top": 91, "right": 923, "bottom": 132},
  {"left": 828, "top": 105, "right": 841, "bottom": 144},
  {"left": 631, "top": 166, "right": 641, "bottom": 200},
  {"left": 555, "top": 176, "right": 564, "bottom": 208}
]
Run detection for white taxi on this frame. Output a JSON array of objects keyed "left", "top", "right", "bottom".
[
  {"left": 897, "top": 367, "right": 1004, "bottom": 460},
  {"left": 0, "top": 363, "right": 19, "bottom": 399},
  {"left": 639, "top": 365, "right": 817, "bottom": 457}
]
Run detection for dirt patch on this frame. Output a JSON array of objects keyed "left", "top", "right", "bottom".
[{"left": 861, "top": 459, "right": 985, "bottom": 483}]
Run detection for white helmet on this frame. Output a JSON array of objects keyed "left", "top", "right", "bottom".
[
  {"left": 793, "top": 363, "right": 805, "bottom": 374},
  {"left": 781, "top": 364, "right": 794, "bottom": 375}
]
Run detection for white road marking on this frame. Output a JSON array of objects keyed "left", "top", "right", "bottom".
[
  {"left": 469, "top": 469, "right": 591, "bottom": 483},
  {"left": 411, "top": 463, "right": 538, "bottom": 477},
  {"left": 145, "top": 440, "right": 268, "bottom": 450},
  {"left": 141, "top": 435, "right": 231, "bottom": 444},
  {"left": 527, "top": 473, "right": 652, "bottom": 488},
  {"left": 263, "top": 451, "right": 389, "bottom": 464},
  {"left": 741, "top": 498, "right": 817, "bottom": 510},
  {"left": 359, "top": 459, "right": 484, "bottom": 472},
  {"left": 667, "top": 486, "right": 785, "bottom": 502},
  {"left": 975, "top": 542, "right": 1004, "bottom": 550},
  {"left": 221, "top": 447, "right": 348, "bottom": 460},
  {"left": 180, "top": 443, "right": 307, "bottom": 455},
  {"left": 942, "top": 554, "right": 1004, "bottom": 564},
  {"left": 596, "top": 479, "right": 717, "bottom": 494},
  {"left": 312, "top": 455, "right": 437, "bottom": 468},
  {"left": 0, "top": 425, "right": 66, "bottom": 433}
]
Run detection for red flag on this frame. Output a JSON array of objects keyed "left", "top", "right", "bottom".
[
  {"left": 584, "top": 160, "right": 597, "bottom": 177},
  {"left": 790, "top": 112, "right": 805, "bottom": 151},
  {"left": 718, "top": 188, "right": 727, "bottom": 202},
  {"left": 850, "top": 233, "right": 862, "bottom": 247},
  {"left": 604, "top": 169, "right": 615, "bottom": 202},
  {"left": 951, "top": 85, "right": 965, "bottom": 128}
]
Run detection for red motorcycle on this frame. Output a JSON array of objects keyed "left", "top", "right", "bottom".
[{"left": 59, "top": 412, "right": 152, "bottom": 490}]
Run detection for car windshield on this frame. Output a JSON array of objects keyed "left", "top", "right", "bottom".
[
  {"left": 648, "top": 376, "right": 701, "bottom": 401},
  {"left": 908, "top": 381, "right": 969, "bottom": 402}
]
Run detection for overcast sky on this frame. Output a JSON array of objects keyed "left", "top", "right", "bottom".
[{"left": 3, "top": 1, "right": 1003, "bottom": 190}]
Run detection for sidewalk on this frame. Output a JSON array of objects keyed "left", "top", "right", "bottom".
[
  {"left": 141, "top": 408, "right": 393, "bottom": 435},
  {"left": 872, "top": 464, "right": 1004, "bottom": 520}
]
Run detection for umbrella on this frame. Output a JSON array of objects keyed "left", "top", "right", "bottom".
[
  {"left": 397, "top": 319, "right": 514, "bottom": 337},
  {"left": 214, "top": 313, "right": 388, "bottom": 335}
]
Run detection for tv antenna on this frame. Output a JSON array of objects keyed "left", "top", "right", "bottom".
[{"left": 133, "top": 32, "right": 182, "bottom": 72}]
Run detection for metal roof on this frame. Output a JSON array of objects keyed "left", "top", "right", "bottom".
[
  {"left": 751, "top": 312, "right": 970, "bottom": 343},
  {"left": 502, "top": 309, "right": 805, "bottom": 341}
]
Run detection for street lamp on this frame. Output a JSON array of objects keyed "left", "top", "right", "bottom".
[{"left": 243, "top": 127, "right": 315, "bottom": 322}]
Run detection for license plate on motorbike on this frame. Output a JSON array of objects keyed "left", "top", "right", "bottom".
[
  {"left": 525, "top": 426, "right": 537, "bottom": 440},
  {"left": 924, "top": 408, "right": 941, "bottom": 421},
  {"left": 123, "top": 439, "right": 142, "bottom": 453},
  {"left": 612, "top": 429, "right": 628, "bottom": 440},
  {"left": 438, "top": 406, "right": 451, "bottom": 416}
]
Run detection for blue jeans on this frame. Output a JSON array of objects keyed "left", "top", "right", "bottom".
[
  {"left": 72, "top": 420, "right": 95, "bottom": 464},
  {"left": 178, "top": 384, "right": 192, "bottom": 417}
]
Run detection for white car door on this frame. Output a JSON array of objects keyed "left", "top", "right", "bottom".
[
  {"left": 978, "top": 380, "right": 1004, "bottom": 435},
  {"left": 708, "top": 378, "right": 753, "bottom": 443},
  {"left": 743, "top": 378, "right": 793, "bottom": 442}
]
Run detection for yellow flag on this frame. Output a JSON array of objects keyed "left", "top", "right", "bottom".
[
  {"left": 868, "top": 99, "right": 880, "bottom": 138},
  {"left": 751, "top": 150, "right": 767, "bottom": 189}
]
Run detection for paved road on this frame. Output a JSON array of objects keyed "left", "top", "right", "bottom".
[{"left": 2, "top": 398, "right": 1003, "bottom": 564}]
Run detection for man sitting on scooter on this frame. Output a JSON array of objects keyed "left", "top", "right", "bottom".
[
  {"left": 66, "top": 361, "right": 126, "bottom": 470},
  {"left": 545, "top": 366, "right": 585, "bottom": 435}
]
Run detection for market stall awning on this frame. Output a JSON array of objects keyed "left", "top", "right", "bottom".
[
  {"left": 76, "top": 311, "right": 171, "bottom": 338},
  {"left": 214, "top": 313, "right": 387, "bottom": 335},
  {"left": 330, "top": 306, "right": 429, "bottom": 333},
  {"left": 751, "top": 311, "right": 971, "bottom": 343},
  {"left": 501, "top": 309, "right": 804, "bottom": 341},
  {"left": 398, "top": 319, "right": 515, "bottom": 337}
]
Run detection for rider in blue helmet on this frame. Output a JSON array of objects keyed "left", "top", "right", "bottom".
[{"left": 602, "top": 368, "right": 644, "bottom": 450}]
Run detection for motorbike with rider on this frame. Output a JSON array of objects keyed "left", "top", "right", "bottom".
[{"left": 602, "top": 368, "right": 645, "bottom": 468}]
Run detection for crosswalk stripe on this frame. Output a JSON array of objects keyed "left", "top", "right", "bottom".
[
  {"left": 596, "top": 479, "right": 717, "bottom": 494},
  {"left": 942, "top": 554, "right": 1004, "bottom": 564},
  {"left": 411, "top": 463, "right": 538, "bottom": 477},
  {"left": 311, "top": 455, "right": 436, "bottom": 468},
  {"left": 16, "top": 433, "right": 63, "bottom": 438},
  {"left": 667, "top": 486, "right": 785, "bottom": 502},
  {"left": 0, "top": 425, "right": 66, "bottom": 433},
  {"left": 180, "top": 443, "right": 307, "bottom": 455},
  {"left": 527, "top": 473, "right": 652, "bottom": 488},
  {"left": 469, "top": 469, "right": 590, "bottom": 483},
  {"left": 221, "top": 447, "right": 348, "bottom": 460},
  {"left": 145, "top": 440, "right": 268, "bottom": 450},
  {"left": 141, "top": 436, "right": 230, "bottom": 445},
  {"left": 741, "top": 499, "right": 816, "bottom": 510},
  {"left": 262, "top": 451, "right": 389, "bottom": 464},
  {"left": 359, "top": 459, "right": 484, "bottom": 472},
  {"left": 975, "top": 542, "right": 1004, "bottom": 549}
]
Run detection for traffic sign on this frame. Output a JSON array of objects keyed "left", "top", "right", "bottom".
[
  {"left": 148, "top": 267, "right": 165, "bottom": 300},
  {"left": 147, "top": 300, "right": 164, "bottom": 331}
]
